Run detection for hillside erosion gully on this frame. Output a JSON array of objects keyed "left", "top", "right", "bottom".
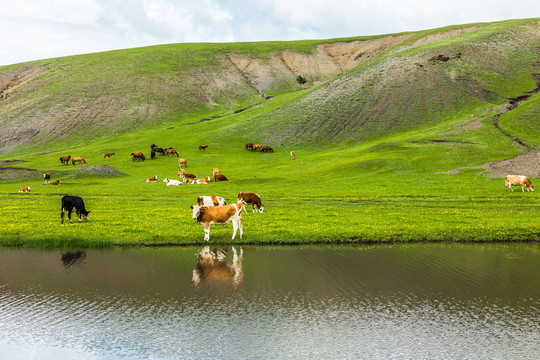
[{"left": 492, "top": 74, "right": 540, "bottom": 150}]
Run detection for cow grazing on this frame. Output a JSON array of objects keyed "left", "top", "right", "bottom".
[
  {"left": 60, "top": 155, "right": 71, "bottom": 165},
  {"left": 61, "top": 195, "right": 90, "bottom": 223},
  {"left": 197, "top": 195, "right": 227, "bottom": 207},
  {"left": 103, "top": 152, "right": 115, "bottom": 159},
  {"left": 72, "top": 157, "right": 86, "bottom": 165},
  {"left": 146, "top": 175, "right": 158, "bottom": 182},
  {"left": 51, "top": 180, "right": 61, "bottom": 185},
  {"left": 43, "top": 173, "right": 51, "bottom": 184},
  {"left": 214, "top": 174, "right": 229, "bottom": 182},
  {"left": 245, "top": 143, "right": 254, "bottom": 151},
  {"left": 18, "top": 186, "right": 30, "bottom": 193},
  {"left": 252, "top": 144, "right": 262, "bottom": 151},
  {"left": 190, "top": 203, "right": 244, "bottom": 241},
  {"left": 165, "top": 148, "right": 179, "bottom": 156},
  {"left": 163, "top": 178, "right": 183, "bottom": 186},
  {"left": 505, "top": 175, "right": 535, "bottom": 192},
  {"left": 178, "top": 158, "right": 188, "bottom": 168},
  {"left": 131, "top": 152, "right": 145, "bottom": 161},
  {"left": 186, "top": 176, "right": 211, "bottom": 184},
  {"left": 290, "top": 151, "right": 296, "bottom": 160},
  {"left": 192, "top": 246, "right": 243, "bottom": 287},
  {"left": 260, "top": 145, "right": 274, "bottom": 153},
  {"left": 198, "top": 144, "right": 208, "bottom": 151},
  {"left": 151, "top": 148, "right": 165, "bottom": 158},
  {"left": 237, "top": 192, "right": 264, "bottom": 213}
]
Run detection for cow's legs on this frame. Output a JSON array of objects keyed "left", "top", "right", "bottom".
[
  {"left": 204, "top": 224, "right": 210, "bottom": 241},
  {"left": 61, "top": 208, "right": 65, "bottom": 224},
  {"left": 232, "top": 220, "right": 238, "bottom": 239},
  {"left": 77, "top": 210, "right": 82, "bottom": 222},
  {"left": 68, "top": 210, "right": 73, "bottom": 223}
]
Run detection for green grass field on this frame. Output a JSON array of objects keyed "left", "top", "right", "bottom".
[{"left": 1, "top": 19, "right": 539, "bottom": 247}]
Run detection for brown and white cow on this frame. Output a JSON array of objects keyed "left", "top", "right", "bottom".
[
  {"left": 43, "top": 172, "right": 51, "bottom": 184},
  {"left": 190, "top": 203, "right": 244, "bottom": 241},
  {"left": 237, "top": 192, "right": 264, "bottom": 213},
  {"left": 179, "top": 169, "right": 197, "bottom": 181},
  {"left": 505, "top": 175, "right": 535, "bottom": 192},
  {"left": 192, "top": 246, "right": 243, "bottom": 287},
  {"left": 186, "top": 176, "right": 211, "bottom": 184},
  {"left": 163, "top": 178, "right": 182, "bottom": 186},
  {"left": 51, "top": 180, "right": 61, "bottom": 185},
  {"left": 146, "top": 175, "right": 158, "bottom": 182},
  {"left": 18, "top": 186, "right": 30, "bottom": 193},
  {"left": 197, "top": 195, "right": 226, "bottom": 207}
]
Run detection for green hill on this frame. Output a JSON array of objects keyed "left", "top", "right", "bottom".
[{"left": 0, "top": 18, "right": 538, "bottom": 246}]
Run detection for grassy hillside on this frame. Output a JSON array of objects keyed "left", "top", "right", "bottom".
[{"left": 0, "top": 19, "right": 539, "bottom": 247}]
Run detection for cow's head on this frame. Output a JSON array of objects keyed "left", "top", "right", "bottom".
[
  {"left": 258, "top": 204, "right": 264, "bottom": 213},
  {"left": 190, "top": 205, "right": 201, "bottom": 219},
  {"left": 531, "top": 184, "right": 535, "bottom": 192},
  {"left": 82, "top": 210, "right": 90, "bottom": 221}
]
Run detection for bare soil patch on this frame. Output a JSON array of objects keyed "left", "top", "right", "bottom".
[{"left": 440, "top": 150, "right": 540, "bottom": 178}]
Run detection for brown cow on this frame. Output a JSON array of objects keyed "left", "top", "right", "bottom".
[
  {"left": 192, "top": 246, "right": 243, "bottom": 287},
  {"left": 178, "top": 158, "right": 188, "bottom": 168},
  {"left": 198, "top": 144, "right": 209, "bottom": 151},
  {"left": 260, "top": 145, "right": 274, "bottom": 153},
  {"left": 245, "top": 143, "right": 254, "bottom": 151},
  {"left": 131, "top": 152, "right": 145, "bottom": 161},
  {"left": 214, "top": 174, "right": 228, "bottom": 182},
  {"left": 103, "top": 152, "right": 115, "bottom": 159},
  {"left": 238, "top": 192, "right": 264, "bottom": 213},
  {"left": 178, "top": 169, "right": 197, "bottom": 181},
  {"left": 146, "top": 175, "right": 158, "bottom": 182},
  {"left": 60, "top": 155, "right": 71, "bottom": 165},
  {"left": 165, "top": 148, "right": 179, "bottom": 156},
  {"left": 505, "top": 175, "right": 535, "bottom": 192},
  {"left": 190, "top": 203, "right": 244, "bottom": 241},
  {"left": 18, "top": 186, "right": 30, "bottom": 193},
  {"left": 51, "top": 180, "right": 61, "bottom": 185},
  {"left": 43, "top": 173, "right": 51, "bottom": 184},
  {"left": 72, "top": 157, "right": 86, "bottom": 165},
  {"left": 252, "top": 144, "right": 262, "bottom": 151},
  {"left": 290, "top": 151, "right": 296, "bottom": 160}
]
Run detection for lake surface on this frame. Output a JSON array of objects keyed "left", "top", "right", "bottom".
[{"left": 0, "top": 243, "right": 538, "bottom": 360}]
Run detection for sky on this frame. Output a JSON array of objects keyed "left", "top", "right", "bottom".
[{"left": 1, "top": 0, "right": 539, "bottom": 66}]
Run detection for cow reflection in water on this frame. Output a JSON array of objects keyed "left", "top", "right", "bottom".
[
  {"left": 61, "top": 251, "right": 86, "bottom": 267},
  {"left": 192, "top": 246, "right": 243, "bottom": 287}
]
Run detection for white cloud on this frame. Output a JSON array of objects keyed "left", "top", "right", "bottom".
[{"left": 0, "top": 0, "right": 539, "bottom": 66}]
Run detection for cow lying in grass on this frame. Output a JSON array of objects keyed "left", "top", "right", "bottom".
[
  {"left": 190, "top": 203, "right": 244, "bottom": 241},
  {"left": 18, "top": 186, "right": 30, "bottom": 193},
  {"left": 61, "top": 195, "right": 90, "bottom": 224},
  {"left": 146, "top": 175, "right": 158, "bottom": 182},
  {"left": 186, "top": 176, "right": 210, "bottom": 184},
  {"left": 163, "top": 178, "right": 182, "bottom": 186}
]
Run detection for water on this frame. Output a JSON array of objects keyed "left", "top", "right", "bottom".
[{"left": 0, "top": 243, "right": 538, "bottom": 359}]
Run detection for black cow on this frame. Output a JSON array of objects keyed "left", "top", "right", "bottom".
[{"left": 61, "top": 195, "right": 90, "bottom": 223}]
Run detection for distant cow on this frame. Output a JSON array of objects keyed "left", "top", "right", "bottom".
[
  {"left": 146, "top": 175, "right": 158, "bottom": 182},
  {"left": 245, "top": 143, "right": 254, "bottom": 151},
  {"left": 18, "top": 186, "right": 30, "bottom": 193},
  {"left": 197, "top": 195, "right": 227, "bottom": 207},
  {"left": 252, "top": 144, "right": 262, "bottom": 151},
  {"left": 165, "top": 148, "right": 179, "bottom": 156},
  {"left": 192, "top": 246, "right": 243, "bottom": 287},
  {"left": 51, "top": 180, "right": 61, "bottom": 185},
  {"left": 163, "top": 178, "right": 182, "bottom": 186},
  {"left": 260, "top": 145, "right": 274, "bottom": 153},
  {"left": 505, "top": 175, "right": 535, "bottom": 192},
  {"left": 43, "top": 173, "right": 51, "bottom": 184},
  {"left": 198, "top": 144, "right": 208, "bottom": 151},
  {"left": 290, "top": 151, "right": 296, "bottom": 160},
  {"left": 238, "top": 192, "right": 264, "bottom": 213},
  {"left": 151, "top": 148, "right": 165, "bottom": 158},
  {"left": 178, "top": 158, "right": 188, "bottom": 168},
  {"left": 60, "top": 155, "right": 71, "bottom": 165},
  {"left": 103, "top": 152, "right": 115, "bottom": 159},
  {"left": 212, "top": 168, "right": 221, "bottom": 177},
  {"left": 214, "top": 174, "right": 229, "bottom": 182},
  {"left": 179, "top": 169, "right": 197, "bottom": 181},
  {"left": 131, "top": 152, "right": 145, "bottom": 161},
  {"left": 186, "top": 176, "right": 211, "bottom": 184},
  {"left": 61, "top": 195, "right": 90, "bottom": 224},
  {"left": 190, "top": 203, "right": 244, "bottom": 241},
  {"left": 72, "top": 157, "right": 86, "bottom": 165}
]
